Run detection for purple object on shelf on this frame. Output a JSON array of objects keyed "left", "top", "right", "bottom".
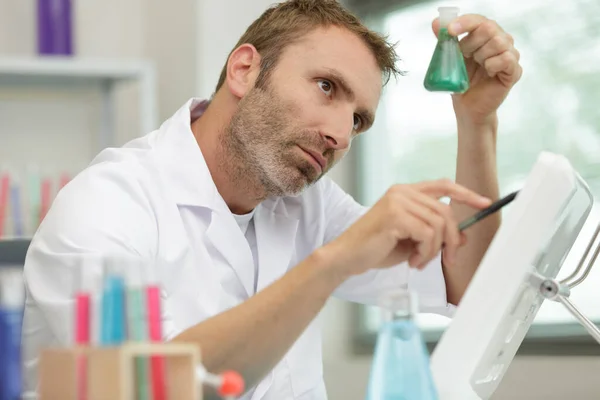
[{"left": 37, "top": 0, "right": 73, "bottom": 55}]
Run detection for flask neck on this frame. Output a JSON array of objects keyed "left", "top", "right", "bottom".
[
  {"left": 438, "top": 6, "right": 459, "bottom": 28},
  {"left": 379, "top": 289, "right": 418, "bottom": 322}
]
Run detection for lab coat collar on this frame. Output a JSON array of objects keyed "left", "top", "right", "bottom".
[{"left": 155, "top": 98, "right": 221, "bottom": 210}]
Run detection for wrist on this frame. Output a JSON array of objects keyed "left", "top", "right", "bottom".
[
  {"left": 456, "top": 112, "right": 498, "bottom": 133},
  {"left": 311, "top": 243, "right": 353, "bottom": 286}
]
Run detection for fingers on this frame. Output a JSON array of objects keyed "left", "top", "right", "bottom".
[
  {"left": 446, "top": 14, "right": 489, "bottom": 37},
  {"left": 484, "top": 51, "right": 517, "bottom": 77},
  {"left": 402, "top": 197, "right": 445, "bottom": 268},
  {"left": 470, "top": 34, "right": 512, "bottom": 65},
  {"left": 431, "top": 18, "right": 441, "bottom": 37},
  {"left": 447, "top": 15, "right": 522, "bottom": 87},
  {"left": 406, "top": 190, "right": 462, "bottom": 267},
  {"left": 415, "top": 179, "right": 491, "bottom": 209},
  {"left": 454, "top": 17, "right": 500, "bottom": 51},
  {"left": 484, "top": 52, "right": 522, "bottom": 88},
  {"left": 383, "top": 180, "right": 486, "bottom": 270},
  {"left": 394, "top": 208, "right": 434, "bottom": 268},
  {"left": 415, "top": 192, "right": 461, "bottom": 266}
]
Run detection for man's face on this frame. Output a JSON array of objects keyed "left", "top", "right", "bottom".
[{"left": 225, "top": 26, "right": 382, "bottom": 197}]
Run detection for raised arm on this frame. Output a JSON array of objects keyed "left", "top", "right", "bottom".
[{"left": 432, "top": 14, "right": 523, "bottom": 304}]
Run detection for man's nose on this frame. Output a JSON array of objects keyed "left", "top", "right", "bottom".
[{"left": 322, "top": 114, "right": 353, "bottom": 151}]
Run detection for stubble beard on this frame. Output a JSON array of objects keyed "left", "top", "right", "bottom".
[{"left": 217, "top": 87, "right": 316, "bottom": 202}]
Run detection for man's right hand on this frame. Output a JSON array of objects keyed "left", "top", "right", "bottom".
[{"left": 325, "top": 179, "right": 492, "bottom": 277}]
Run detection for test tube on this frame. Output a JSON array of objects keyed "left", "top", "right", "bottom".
[
  {"left": 73, "top": 259, "right": 99, "bottom": 346},
  {"left": 9, "top": 178, "right": 23, "bottom": 238},
  {"left": 100, "top": 257, "right": 126, "bottom": 346},
  {"left": 123, "top": 256, "right": 151, "bottom": 400},
  {"left": 39, "top": 177, "right": 52, "bottom": 224},
  {"left": 0, "top": 173, "right": 10, "bottom": 238},
  {"left": 0, "top": 267, "right": 25, "bottom": 400},
  {"left": 72, "top": 254, "right": 103, "bottom": 400},
  {"left": 146, "top": 265, "right": 167, "bottom": 400}
]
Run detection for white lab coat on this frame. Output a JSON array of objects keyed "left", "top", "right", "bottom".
[{"left": 22, "top": 98, "right": 453, "bottom": 400}]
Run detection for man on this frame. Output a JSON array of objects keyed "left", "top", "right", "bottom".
[{"left": 22, "top": 0, "right": 522, "bottom": 399}]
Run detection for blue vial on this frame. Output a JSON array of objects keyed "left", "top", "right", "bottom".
[{"left": 365, "top": 289, "right": 439, "bottom": 400}]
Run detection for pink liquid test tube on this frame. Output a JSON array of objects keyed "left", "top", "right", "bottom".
[
  {"left": 146, "top": 268, "right": 166, "bottom": 400},
  {"left": 40, "top": 178, "right": 52, "bottom": 224},
  {"left": 0, "top": 174, "right": 10, "bottom": 238},
  {"left": 75, "top": 292, "right": 91, "bottom": 344},
  {"left": 73, "top": 258, "right": 98, "bottom": 400},
  {"left": 75, "top": 293, "right": 90, "bottom": 400},
  {"left": 59, "top": 172, "right": 71, "bottom": 190}
]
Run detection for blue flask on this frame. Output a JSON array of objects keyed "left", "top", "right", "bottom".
[{"left": 365, "top": 289, "right": 439, "bottom": 400}]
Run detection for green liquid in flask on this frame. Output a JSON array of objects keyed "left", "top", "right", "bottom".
[{"left": 424, "top": 27, "right": 469, "bottom": 93}]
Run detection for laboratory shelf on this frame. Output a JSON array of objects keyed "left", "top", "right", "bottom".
[
  {"left": 0, "top": 57, "right": 152, "bottom": 86},
  {"left": 0, "top": 56, "right": 158, "bottom": 149}
]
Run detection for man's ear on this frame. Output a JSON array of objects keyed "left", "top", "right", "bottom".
[{"left": 225, "top": 44, "right": 262, "bottom": 99}]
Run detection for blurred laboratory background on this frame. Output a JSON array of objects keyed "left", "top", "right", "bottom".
[{"left": 1, "top": 0, "right": 600, "bottom": 399}]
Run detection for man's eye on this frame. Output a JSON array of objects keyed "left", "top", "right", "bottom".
[
  {"left": 353, "top": 114, "right": 362, "bottom": 131},
  {"left": 317, "top": 80, "right": 333, "bottom": 96}
]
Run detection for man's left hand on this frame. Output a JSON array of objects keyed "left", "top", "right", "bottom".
[{"left": 433, "top": 15, "right": 523, "bottom": 126}]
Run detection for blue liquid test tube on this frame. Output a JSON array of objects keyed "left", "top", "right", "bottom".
[{"left": 100, "top": 262, "right": 126, "bottom": 346}]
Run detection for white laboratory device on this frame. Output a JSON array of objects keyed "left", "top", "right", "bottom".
[{"left": 430, "top": 151, "right": 600, "bottom": 399}]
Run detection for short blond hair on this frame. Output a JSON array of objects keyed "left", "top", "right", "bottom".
[{"left": 215, "top": 0, "right": 400, "bottom": 93}]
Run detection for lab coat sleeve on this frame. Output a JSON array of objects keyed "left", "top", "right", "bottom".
[
  {"left": 22, "top": 162, "right": 171, "bottom": 349},
  {"left": 321, "top": 178, "right": 455, "bottom": 316}
]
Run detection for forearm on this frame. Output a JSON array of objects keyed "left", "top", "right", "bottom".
[
  {"left": 447, "top": 114, "right": 500, "bottom": 304},
  {"left": 171, "top": 248, "right": 346, "bottom": 392}
]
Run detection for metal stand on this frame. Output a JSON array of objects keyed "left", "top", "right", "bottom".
[{"left": 529, "top": 221, "right": 600, "bottom": 345}]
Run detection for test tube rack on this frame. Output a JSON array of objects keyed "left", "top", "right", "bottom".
[{"left": 38, "top": 342, "right": 200, "bottom": 400}]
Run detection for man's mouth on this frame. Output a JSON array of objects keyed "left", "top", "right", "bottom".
[{"left": 297, "top": 146, "right": 326, "bottom": 173}]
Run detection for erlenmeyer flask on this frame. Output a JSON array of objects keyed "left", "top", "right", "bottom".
[
  {"left": 424, "top": 6, "right": 469, "bottom": 93},
  {"left": 365, "top": 289, "right": 439, "bottom": 400}
]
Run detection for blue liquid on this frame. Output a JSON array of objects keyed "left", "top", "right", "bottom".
[
  {"left": 0, "top": 309, "right": 23, "bottom": 400},
  {"left": 100, "top": 275, "right": 126, "bottom": 345},
  {"left": 365, "top": 319, "right": 439, "bottom": 400}
]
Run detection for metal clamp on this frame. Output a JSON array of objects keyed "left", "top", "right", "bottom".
[
  {"left": 530, "top": 270, "right": 600, "bottom": 345},
  {"left": 560, "top": 220, "right": 600, "bottom": 289},
  {"left": 526, "top": 213, "right": 600, "bottom": 345}
]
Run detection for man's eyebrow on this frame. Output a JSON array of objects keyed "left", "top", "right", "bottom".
[
  {"left": 323, "top": 68, "right": 376, "bottom": 131},
  {"left": 324, "top": 68, "right": 355, "bottom": 102}
]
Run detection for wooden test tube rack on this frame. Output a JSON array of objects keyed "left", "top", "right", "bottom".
[{"left": 38, "top": 342, "right": 200, "bottom": 400}]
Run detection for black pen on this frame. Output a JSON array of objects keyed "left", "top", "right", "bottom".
[{"left": 458, "top": 190, "right": 519, "bottom": 231}]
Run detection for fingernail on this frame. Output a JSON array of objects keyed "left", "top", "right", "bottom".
[{"left": 450, "top": 22, "right": 462, "bottom": 34}]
